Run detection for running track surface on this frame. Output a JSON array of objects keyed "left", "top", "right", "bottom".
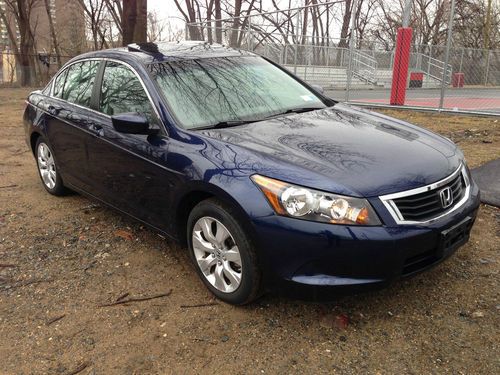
[
  {"left": 353, "top": 97, "right": 500, "bottom": 111},
  {"left": 325, "top": 88, "right": 500, "bottom": 113}
]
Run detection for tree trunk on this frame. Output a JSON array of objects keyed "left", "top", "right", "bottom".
[
  {"left": 43, "top": 0, "right": 61, "bottom": 68},
  {"left": 229, "top": 0, "right": 242, "bottom": 47},
  {"left": 336, "top": 0, "right": 352, "bottom": 66},
  {"left": 206, "top": 0, "right": 214, "bottom": 43},
  {"left": 122, "top": 0, "right": 147, "bottom": 46},
  {"left": 338, "top": 0, "right": 352, "bottom": 49},
  {"left": 214, "top": 0, "right": 222, "bottom": 43},
  {"left": 17, "top": 0, "right": 36, "bottom": 86},
  {"left": 0, "top": 5, "right": 21, "bottom": 81},
  {"left": 0, "top": 6, "right": 19, "bottom": 54}
]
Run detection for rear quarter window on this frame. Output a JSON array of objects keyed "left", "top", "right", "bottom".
[{"left": 52, "top": 69, "right": 67, "bottom": 98}]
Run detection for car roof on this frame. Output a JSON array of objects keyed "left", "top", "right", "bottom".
[{"left": 68, "top": 41, "right": 256, "bottom": 67}]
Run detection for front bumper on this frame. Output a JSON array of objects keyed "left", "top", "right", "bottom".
[{"left": 252, "top": 179, "right": 480, "bottom": 298}]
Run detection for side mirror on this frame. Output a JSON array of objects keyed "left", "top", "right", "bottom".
[
  {"left": 311, "top": 84, "right": 324, "bottom": 94},
  {"left": 111, "top": 112, "right": 150, "bottom": 134}
]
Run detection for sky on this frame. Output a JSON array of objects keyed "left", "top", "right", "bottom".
[
  {"left": 148, "top": 0, "right": 185, "bottom": 35},
  {"left": 147, "top": 0, "right": 306, "bottom": 40}
]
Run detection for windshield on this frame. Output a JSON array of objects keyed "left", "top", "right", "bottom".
[{"left": 149, "top": 56, "right": 327, "bottom": 129}]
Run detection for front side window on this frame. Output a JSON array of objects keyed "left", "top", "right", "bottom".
[
  {"left": 149, "top": 56, "right": 326, "bottom": 129},
  {"left": 62, "top": 61, "right": 99, "bottom": 107},
  {"left": 99, "top": 62, "right": 155, "bottom": 122}
]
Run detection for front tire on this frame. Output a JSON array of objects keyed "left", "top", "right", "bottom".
[
  {"left": 187, "top": 198, "right": 261, "bottom": 305},
  {"left": 35, "top": 138, "right": 66, "bottom": 196}
]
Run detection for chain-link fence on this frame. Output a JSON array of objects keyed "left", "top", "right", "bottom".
[
  {"left": 0, "top": 52, "right": 74, "bottom": 87},
  {"left": 2, "top": 2, "right": 498, "bottom": 117},
  {"left": 185, "top": 7, "right": 500, "bottom": 116}
]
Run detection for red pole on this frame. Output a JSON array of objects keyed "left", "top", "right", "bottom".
[{"left": 390, "top": 27, "right": 413, "bottom": 105}]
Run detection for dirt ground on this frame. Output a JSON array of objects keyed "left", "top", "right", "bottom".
[{"left": 0, "top": 88, "right": 499, "bottom": 374}]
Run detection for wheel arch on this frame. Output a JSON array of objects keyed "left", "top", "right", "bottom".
[
  {"left": 175, "top": 183, "right": 259, "bottom": 249},
  {"left": 30, "top": 131, "right": 42, "bottom": 156}
]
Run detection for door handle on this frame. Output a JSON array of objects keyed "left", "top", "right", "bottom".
[{"left": 88, "top": 124, "right": 104, "bottom": 137}]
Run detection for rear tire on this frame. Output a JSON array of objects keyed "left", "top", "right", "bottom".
[
  {"left": 35, "top": 138, "right": 67, "bottom": 196},
  {"left": 187, "top": 198, "right": 262, "bottom": 305}
]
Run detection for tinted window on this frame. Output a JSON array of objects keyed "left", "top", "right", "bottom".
[
  {"left": 99, "top": 62, "right": 154, "bottom": 122},
  {"left": 52, "top": 69, "right": 67, "bottom": 98},
  {"left": 62, "top": 61, "right": 99, "bottom": 107}
]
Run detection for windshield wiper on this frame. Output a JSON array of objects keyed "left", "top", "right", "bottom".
[
  {"left": 258, "top": 106, "right": 325, "bottom": 121},
  {"left": 196, "top": 107, "right": 325, "bottom": 130},
  {"left": 281, "top": 107, "right": 325, "bottom": 115},
  {"left": 194, "top": 119, "right": 255, "bottom": 130},
  {"left": 211, "top": 120, "right": 254, "bottom": 129}
]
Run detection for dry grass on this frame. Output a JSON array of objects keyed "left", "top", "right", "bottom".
[
  {"left": 0, "top": 88, "right": 499, "bottom": 374},
  {"left": 380, "top": 109, "right": 500, "bottom": 168}
]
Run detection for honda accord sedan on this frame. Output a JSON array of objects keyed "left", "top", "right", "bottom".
[{"left": 24, "top": 41, "right": 480, "bottom": 304}]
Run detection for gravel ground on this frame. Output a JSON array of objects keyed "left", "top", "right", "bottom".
[{"left": 0, "top": 88, "right": 499, "bottom": 374}]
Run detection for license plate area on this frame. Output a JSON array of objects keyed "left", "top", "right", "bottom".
[{"left": 439, "top": 216, "right": 473, "bottom": 256}]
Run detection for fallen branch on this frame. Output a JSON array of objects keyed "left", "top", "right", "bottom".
[
  {"left": 98, "top": 290, "right": 172, "bottom": 307},
  {"left": 11, "top": 150, "right": 29, "bottom": 156},
  {"left": 65, "top": 362, "right": 89, "bottom": 375},
  {"left": 78, "top": 203, "right": 101, "bottom": 211},
  {"left": 180, "top": 302, "right": 218, "bottom": 309},
  {"left": 83, "top": 260, "right": 97, "bottom": 273},
  {"left": 19, "top": 279, "right": 52, "bottom": 287},
  {"left": 0, "top": 264, "right": 18, "bottom": 268},
  {"left": 47, "top": 314, "right": 66, "bottom": 326},
  {"left": 0, "top": 184, "right": 17, "bottom": 189},
  {"left": 1, "top": 278, "right": 53, "bottom": 290},
  {"left": 116, "top": 292, "right": 129, "bottom": 302},
  {"left": 0, "top": 163, "right": 21, "bottom": 167}
]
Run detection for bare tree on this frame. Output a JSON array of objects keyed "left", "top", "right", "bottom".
[
  {"left": 173, "top": 0, "right": 204, "bottom": 40},
  {"left": 455, "top": 0, "right": 500, "bottom": 49},
  {"left": 77, "top": 0, "right": 110, "bottom": 49},
  {"left": 336, "top": 0, "right": 352, "bottom": 49},
  {"left": 104, "top": 0, "right": 123, "bottom": 37},
  {"left": 370, "top": 0, "right": 450, "bottom": 49},
  {"left": 355, "top": 0, "right": 376, "bottom": 48},
  {"left": 0, "top": 3, "right": 20, "bottom": 58},
  {"left": 122, "top": 0, "right": 147, "bottom": 45},
  {"left": 171, "top": 0, "right": 498, "bottom": 60},
  {"left": 147, "top": 10, "right": 166, "bottom": 42},
  {"left": 43, "top": 0, "right": 61, "bottom": 67},
  {"left": 0, "top": 0, "right": 40, "bottom": 86}
]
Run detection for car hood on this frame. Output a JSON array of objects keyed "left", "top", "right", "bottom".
[{"left": 198, "top": 104, "right": 462, "bottom": 197}]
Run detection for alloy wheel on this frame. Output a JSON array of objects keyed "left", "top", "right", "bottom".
[
  {"left": 37, "top": 143, "right": 57, "bottom": 190},
  {"left": 192, "top": 216, "right": 242, "bottom": 293}
]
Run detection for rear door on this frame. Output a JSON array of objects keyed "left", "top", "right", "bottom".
[{"left": 44, "top": 60, "right": 101, "bottom": 190}]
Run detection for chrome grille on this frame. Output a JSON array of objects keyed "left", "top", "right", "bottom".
[
  {"left": 379, "top": 165, "right": 470, "bottom": 224},
  {"left": 393, "top": 174, "right": 465, "bottom": 221}
]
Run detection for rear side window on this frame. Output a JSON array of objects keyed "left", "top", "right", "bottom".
[
  {"left": 62, "top": 61, "right": 99, "bottom": 107},
  {"left": 99, "top": 61, "right": 155, "bottom": 121}
]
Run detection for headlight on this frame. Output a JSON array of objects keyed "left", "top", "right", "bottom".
[{"left": 251, "top": 174, "right": 381, "bottom": 225}]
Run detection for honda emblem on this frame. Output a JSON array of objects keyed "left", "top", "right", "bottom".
[{"left": 439, "top": 186, "right": 453, "bottom": 208}]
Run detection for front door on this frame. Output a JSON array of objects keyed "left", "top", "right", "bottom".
[{"left": 85, "top": 61, "right": 179, "bottom": 231}]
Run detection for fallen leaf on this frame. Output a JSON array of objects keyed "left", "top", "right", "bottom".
[
  {"left": 319, "top": 313, "right": 350, "bottom": 330},
  {"left": 114, "top": 230, "right": 134, "bottom": 241},
  {"left": 471, "top": 311, "right": 485, "bottom": 318}
]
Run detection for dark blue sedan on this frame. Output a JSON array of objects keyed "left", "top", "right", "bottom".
[{"left": 23, "top": 42, "right": 480, "bottom": 304}]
